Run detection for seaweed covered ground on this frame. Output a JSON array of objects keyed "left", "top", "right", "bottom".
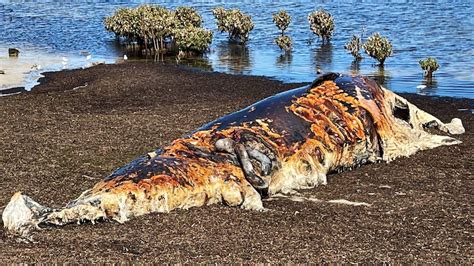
[{"left": 0, "top": 63, "right": 472, "bottom": 263}]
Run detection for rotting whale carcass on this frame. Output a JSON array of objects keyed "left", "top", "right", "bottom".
[{"left": 2, "top": 73, "right": 465, "bottom": 237}]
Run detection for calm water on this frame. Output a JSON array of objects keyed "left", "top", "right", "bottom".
[{"left": 1, "top": 0, "right": 473, "bottom": 98}]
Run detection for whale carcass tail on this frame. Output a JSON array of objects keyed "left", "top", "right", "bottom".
[{"left": 2, "top": 191, "right": 109, "bottom": 237}]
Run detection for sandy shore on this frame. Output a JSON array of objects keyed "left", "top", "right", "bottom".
[{"left": 0, "top": 63, "right": 472, "bottom": 263}]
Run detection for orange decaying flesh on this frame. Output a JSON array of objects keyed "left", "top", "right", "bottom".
[{"left": 87, "top": 77, "right": 391, "bottom": 213}]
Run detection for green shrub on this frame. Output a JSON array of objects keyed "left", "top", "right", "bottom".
[
  {"left": 272, "top": 10, "right": 292, "bottom": 52},
  {"left": 104, "top": 5, "right": 212, "bottom": 56},
  {"left": 136, "top": 5, "right": 175, "bottom": 51},
  {"left": 175, "top": 6, "right": 203, "bottom": 28},
  {"left": 344, "top": 35, "right": 362, "bottom": 60},
  {"left": 308, "top": 8, "right": 334, "bottom": 42},
  {"left": 272, "top": 10, "right": 291, "bottom": 34},
  {"left": 173, "top": 27, "right": 213, "bottom": 54},
  {"left": 104, "top": 7, "right": 140, "bottom": 41},
  {"left": 363, "top": 32, "right": 393, "bottom": 65},
  {"left": 212, "top": 7, "right": 254, "bottom": 43},
  {"left": 172, "top": 6, "right": 211, "bottom": 55},
  {"left": 275, "top": 35, "right": 292, "bottom": 52},
  {"left": 419, "top": 57, "right": 439, "bottom": 78}
]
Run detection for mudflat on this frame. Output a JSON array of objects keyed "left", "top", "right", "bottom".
[{"left": 0, "top": 63, "right": 472, "bottom": 263}]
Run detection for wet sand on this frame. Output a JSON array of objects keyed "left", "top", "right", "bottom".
[
  {"left": 0, "top": 62, "right": 472, "bottom": 263},
  {"left": 0, "top": 47, "right": 113, "bottom": 93}
]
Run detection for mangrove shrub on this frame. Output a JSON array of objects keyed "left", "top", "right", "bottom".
[
  {"left": 308, "top": 8, "right": 334, "bottom": 43},
  {"left": 212, "top": 7, "right": 254, "bottom": 43},
  {"left": 419, "top": 57, "right": 439, "bottom": 78},
  {"left": 275, "top": 35, "right": 292, "bottom": 52},
  {"left": 173, "top": 27, "right": 213, "bottom": 55},
  {"left": 104, "top": 5, "right": 212, "bottom": 55},
  {"left": 175, "top": 6, "right": 203, "bottom": 28},
  {"left": 136, "top": 5, "right": 175, "bottom": 51},
  {"left": 104, "top": 7, "right": 140, "bottom": 41},
  {"left": 344, "top": 35, "right": 362, "bottom": 60},
  {"left": 273, "top": 10, "right": 291, "bottom": 34},
  {"left": 272, "top": 10, "right": 292, "bottom": 52},
  {"left": 363, "top": 33, "right": 393, "bottom": 65}
]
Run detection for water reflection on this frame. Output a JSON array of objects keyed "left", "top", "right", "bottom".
[
  {"left": 350, "top": 59, "right": 361, "bottom": 75},
  {"left": 178, "top": 56, "right": 213, "bottom": 72},
  {"left": 312, "top": 43, "right": 333, "bottom": 74},
  {"left": 417, "top": 77, "right": 438, "bottom": 96},
  {"left": 423, "top": 77, "right": 438, "bottom": 89},
  {"left": 368, "top": 66, "right": 392, "bottom": 88},
  {"left": 214, "top": 42, "right": 251, "bottom": 74},
  {"left": 276, "top": 53, "right": 293, "bottom": 68}
]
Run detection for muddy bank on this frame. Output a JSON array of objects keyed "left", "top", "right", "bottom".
[{"left": 0, "top": 62, "right": 472, "bottom": 263}]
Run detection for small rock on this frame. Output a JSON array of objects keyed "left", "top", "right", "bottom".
[
  {"left": 8, "top": 48, "right": 20, "bottom": 57},
  {"left": 0, "top": 70, "right": 5, "bottom": 74},
  {"left": 147, "top": 151, "right": 157, "bottom": 159},
  {"left": 82, "top": 175, "right": 95, "bottom": 180}
]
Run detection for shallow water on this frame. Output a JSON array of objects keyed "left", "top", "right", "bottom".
[{"left": 0, "top": 1, "right": 473, "bottom": 98}]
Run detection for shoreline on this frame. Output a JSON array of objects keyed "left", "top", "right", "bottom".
[
  {"left": 0, "top": 62, "right": 472, "bottom": 263},
  {"left": 2, "top": 60, "right": 474, "bottom": 101},
  {"left": 0, "top": 47, "right": 116, "bottom": 95}
]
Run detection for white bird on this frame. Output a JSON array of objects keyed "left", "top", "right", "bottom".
[
  {"left": 416, "top": 85, "right": 427, "bottom": 89},
  {"left": 86, "top": 55, "right": 92, "bottom": 60},
  {"left": 123, "top": 55, "right": 128, "bottom": 60}
]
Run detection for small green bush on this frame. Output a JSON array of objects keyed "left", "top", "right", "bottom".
[
  {"left": 272, "top": 10, "right": 292, "bottom": 52},
  {"left": 272, "top": 10, "right": 291, "bottom": 34},
  {"left": 363, "top": 32, "right": 393, "bottom": 65},
  {"left": 172, "top": 6, "right": 212, "bottom": 55},
  {"left": 308, "top": 8, "right": 334, "bottom": 42},
  {"left": 175, "top": 6, "right": 203, "bottom": 28},
  {"left": 212, "top": 7, "right": 254, "bottom": 43},
  {"left": 173, "top": 27, "right": 213, "bottom": 54},
  {"left": 419, "top": 57, "right": 439, "bottom": 77},
  {"left": 275, "top": 35, "right": 292, "bottom": 52},
  {"left": 344, "top": 35, "right": 362, "bottom": 60}
]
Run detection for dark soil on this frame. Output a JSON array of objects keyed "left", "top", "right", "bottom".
[{"left": 0, "top": 62, "right": 472, "bottom": 263}]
